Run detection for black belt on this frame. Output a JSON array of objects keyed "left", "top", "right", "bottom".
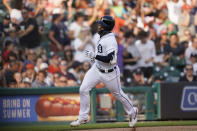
[{"left": 98, "top": 66, "right": 116, "bottom": 73}]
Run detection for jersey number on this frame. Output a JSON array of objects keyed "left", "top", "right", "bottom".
[{"left": 98, "top": 44, "right": 103, "bottom": 53}]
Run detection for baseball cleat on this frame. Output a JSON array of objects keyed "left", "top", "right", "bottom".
[
  {"left": 129, "top": 107, "right": 138, "bottom": 127},
  {"left": 70, "top": 119, "right": 88, "bottom": 127}
]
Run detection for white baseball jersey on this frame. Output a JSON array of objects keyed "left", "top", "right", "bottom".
[{"left": 94, "top": 33, "right": 117, "bottom": 70}]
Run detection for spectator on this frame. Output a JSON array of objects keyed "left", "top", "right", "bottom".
[
  {"left": 178, "top": 3, "right": 196, "bottom": 39},
  {"left": 8, "top": 79, "right": 17, "bottom": 88},
  {"left": 25, "top": 0, "right": 46, "bottom": 26},
  {"left": 53, "top": 72, "right": 60, "bottom": 87},
  {"left": 155, "top": 29, "right": 169, "bottom": 55},
  {"left": 0, "top": 52, "right": 3, "bottom": 69},
  {"left": 13, "top": 72, "right": 23, "bottom": 88},
  {"left": 18, "top": 6, "right": 40, "bottom": 49},
  {"left": 68, "top": 61, "right": 83, "bottom": 84},
  {"left": 181, "top": 29, "right": 193, "bottom": 46},
  {"left": 154, "top": 75, "right": 165, "bottom": 83},
  {"left": 166, "top": 0, "right": 184, "bottom": 25},
  {"left": 0, "top": 23, "right": 3, "bottom": 44},
  {"left": 39, "top": 62, "right": 49, "bottom": 72},
  {"left": 1, "top": 14, "right": 11, "bottom": 37},
  {"left": 155, "top": 10, "right": 171, "bottom": 35},
  {"left": 63, "top": 47, "right": 74, "bottom": 69},
  {"left": 154, "top": 29, "right": 169, "bottom": 66},
  {"left": 32, "top": 70, "right": 49, "bottom": 87},
  {"left": 40, "top": 53, "right": 48, "bottom": 63},
  {"left": 23, "top": 49, "right": 37, "bottom": 68},
  {"left": 7, "top": 51, "right": 18, "bottom": 62},
  {"left": 79, "top": 61, "right": 91, "bottom": 82},
  {"left": 135, "top": 31, "right": 156, "bottom": 78},
  {"left": 34, "top": 57, "right": 43, "bottom": 73},
  {"left": 83, "top": 61, "right": 91, "bottom": 71},
  {"left": 4, "top": 60, "right": 19, "bottom": 87},
  {"left": 190, "top": 53, "right": 197, "bottom": 75},
  {"left": 3, "top": 0, "right": 23, "bottom": 24},
  {"left": 3, "top": 27, "right": 19, "bottom": 47},
  {"left": 3, "top": 41, "right": 14, "bottom": 61},
  {"left": 48, "top": 12, "right": 71, "bottom": 52},
  {"left": 167, "top": 23, "right": 177, "bottom": 36},
  {"left": 58, "top": 59, "right": 77, "bottom": 86},
  {"left": 69, "top": 12, "right": 88, "bottom": 39},
  {"left": 39, "top": 62, "right": 53, "bottom": 86},
  {"left": 179, "top": 64, "right": 197, "bottom": 82},
  {"left": 123, "top": 31, "right": 141, "bottom": 73},
  {"left": 0, "top": 54, "right": 6, "bottom": 87},
  {"left": 185, "top": 36, "right": 197, "bottom": 64},
  {"left": 72, "top": 26, "right": 94, "bottom": 62},
  {"left": 68, "top": 10, "right": 97, "bottom": 40},
  {"left": 62, "top": 0, "right": 74, "bottom": 20},
  {"left": 126, "top": 68, "right": 146, "bottom": 87},
  {"left": 164, "top": 33, "right": 185, "bottom": 61},
  {"left": 48, "top": 54, "right": 60, "bottom": 74},
  {"left": 58, "top": 75, "right": 68, "bottom": 87},
  {"left": 22, "top": 77, "right": 31, "bottom": 88},
  {"left": 75, "top": 0, "right": 88, "bottom": 9},
  {"left": 110, "top": 0, "right": 125, "bottom": 18},
  {"left": 147, "top": 19, "right": 157, "bottom": 41},
  {"left": 22, "top": 63, "right": 36, "bottom": 83},
  {"left": 95, "top": 0, "right": 110, "bottom": 18},
  {"left": 136, "top": 0, "right": 157, "bottom": 17}
]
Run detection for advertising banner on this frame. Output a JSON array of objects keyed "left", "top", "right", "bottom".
[
  {"left": 160, "top": 82, "right": 197, "bottom": 120},
  {"left": 0, "top": 94, "right": 80, "bottom": 122},
  {"left": 181, "top": 86, "right": 197, "bottom": 111},
  {"left": 0, "top": 95, "right": 39, "bottom": 122}
]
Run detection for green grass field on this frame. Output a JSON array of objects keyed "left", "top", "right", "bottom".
[{"left": 1, "top": 121, "right": 197, "bottom": 131}]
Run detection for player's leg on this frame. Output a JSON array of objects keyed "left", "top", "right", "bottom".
[
  {"left": 104, "top": 77, "right": 136, "bottom": 116},
  {"left": 70, "top": 65, "right": 100, "bottom": 126},
  {"left": 78, "top": 66, "right": 100, "bottom": 121},
  {"left": 103, "top": 68, "right": 138, "bottom": 127}
]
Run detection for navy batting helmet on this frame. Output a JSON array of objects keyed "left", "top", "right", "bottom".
[{"left": 97, "top": 16, "right": 115, "bottom": 31}]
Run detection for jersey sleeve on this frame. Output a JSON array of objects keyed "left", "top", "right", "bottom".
[{"left": 105, "top": 35, "right": 118, "bottom": 54}]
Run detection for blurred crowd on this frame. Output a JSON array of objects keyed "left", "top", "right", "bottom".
[{"left": 0, "top": 0, "right": 197, "bottom": 88}]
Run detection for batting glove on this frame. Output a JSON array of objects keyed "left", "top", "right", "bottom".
[{"left": 85, "top": 50, "right": 95, "bottom": 61}]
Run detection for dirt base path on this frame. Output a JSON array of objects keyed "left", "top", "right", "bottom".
[{"left": 80, "top": 126, "right": 197, "bottom": 131}]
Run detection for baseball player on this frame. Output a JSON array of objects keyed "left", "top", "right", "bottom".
[{"left": 70, "top": 16, "right": 138, "bottom": 127}]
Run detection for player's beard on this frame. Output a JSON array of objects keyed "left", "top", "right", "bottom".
[
  {"left": 98, "top": 29, "right": 103, "bottom": 35},
  {"left": 98, "top": 29, "right": 111, "bottom": 37}
]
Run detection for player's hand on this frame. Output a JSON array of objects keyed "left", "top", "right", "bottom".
[{"left": 85, "top": 50, "right": 95, "bottom": 61}]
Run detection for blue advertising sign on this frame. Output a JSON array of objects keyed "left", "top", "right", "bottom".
[
  {"left": 181, "top": 86, "right": 197, "bottom": 111},
  {"left": 0, "top": 95, "right": 40, "bottom": 122}
]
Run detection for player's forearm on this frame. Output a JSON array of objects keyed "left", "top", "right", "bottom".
[
  {"left": 95, "top": 51, "right": 114, "bottom": 63},
  {"left": 95, "top": 55, "right": 111, "bottom": 63}
]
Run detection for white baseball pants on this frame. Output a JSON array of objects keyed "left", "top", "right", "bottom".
[{"left": 78, "top": 64, "right": 136, "bottom": 121}]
